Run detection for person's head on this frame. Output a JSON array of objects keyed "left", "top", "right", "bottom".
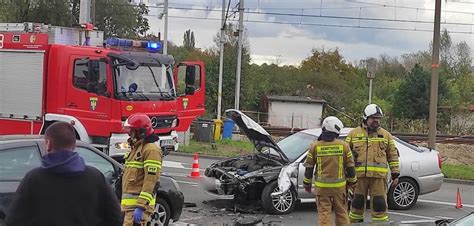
[
  {"left": 44, "top": 122, "right": 77, "bottom": 153},
  {"left": 319, "top": 116, "right": 344, "bottom": 141},
  {"left": 123, "top": 113, "right": 154, "bottom": 141},
  {"left": 363, "top": 104, "right": 383, "bottom": 130}
]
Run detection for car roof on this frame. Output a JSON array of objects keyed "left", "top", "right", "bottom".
[
  {"left": 299, "top": 128, "right": 352, "bottom": 137},
  {"left": 0, "top": 135, "right": 88, "bottom": 145}
]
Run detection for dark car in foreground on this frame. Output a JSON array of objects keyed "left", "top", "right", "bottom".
[
  {"left": 202, "top": 110, "right": 443, "bottom": 215},
  {"left": 0, "top": 135, "right": 183, "bottom": 226}
]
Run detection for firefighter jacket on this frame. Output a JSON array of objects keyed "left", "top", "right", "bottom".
[
  {"left": 303, "top": 139, "right": 356, "bottom": 195},
  {"left": 121, "top": 135, "right": 162, "bottom": 212},
  {"left": 345, "top": 125, "right": 400, "bottom": 178}
]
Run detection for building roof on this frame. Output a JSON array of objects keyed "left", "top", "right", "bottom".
[{"left": 266, "top": 95, "right": 326, "bottom": 104}]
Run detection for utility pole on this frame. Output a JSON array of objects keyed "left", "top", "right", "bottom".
[
  {"left": 217, "top": 0, "right": 226, "bottom": 119},
  {"left": 79, "top": 0, "right": 91, "bottom": 24},
  {"left": 366, "top": 58, "right": 376, "bottom": 104},
  {"left": 235, "top": 0, "right": 244, "bottom": 110},
  {"left": 163, "top": 0, "right": 169, "bottom": 55},
  {"left": 428, "top": 0, "right": 442, "bottom": 149}
]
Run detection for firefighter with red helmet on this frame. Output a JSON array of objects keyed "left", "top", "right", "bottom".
[{"left": 121, "top": 113, "right": 162, "bottom": 226}]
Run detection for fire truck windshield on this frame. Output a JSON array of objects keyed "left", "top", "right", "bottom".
[{"left": 114, "top": 64, "right": 175, "bottom": 101}]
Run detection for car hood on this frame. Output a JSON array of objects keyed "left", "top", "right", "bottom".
[{"left": 225, "top": 109, "right": 289, "bottom": 163}]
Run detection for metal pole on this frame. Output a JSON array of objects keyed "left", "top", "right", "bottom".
[
  {"left": 428, "top": 0, "right": 442, "bottom": 149},
  {"left": 368, "top": 79, "right": 373, "bottom": 104},
  {"left": 163, "top": 0, "right": 169, "bottom": 55},
  {"left": 217, "top": 0, "right": 226, "bottom": 119},
  {"left": 235, "top": 0, "right": 244, "bottom": 110},
  {"left": 79, "top": 0, "right": 91, "bottom": 24}
]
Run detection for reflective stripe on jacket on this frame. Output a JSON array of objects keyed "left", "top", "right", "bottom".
[
  {"left": 345, "top": 125, "right": 400, "bottom": 178},
  {"left": 304, "top": 139, "right": 356, "bottom": 195},
  {"left": 121, "top": 139, "right": 162, "bottom": 211}
]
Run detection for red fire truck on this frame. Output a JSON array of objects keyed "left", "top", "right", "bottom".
[{"left": 0, "top": 22, "right": 205, "bottom": 157}]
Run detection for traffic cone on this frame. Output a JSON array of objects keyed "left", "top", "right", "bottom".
[
  {"left": 189, "top": 153, "right": 201, "bottom": 178},
  {"left": 455, "top": 188, "right": 463, "bottom": 209}
]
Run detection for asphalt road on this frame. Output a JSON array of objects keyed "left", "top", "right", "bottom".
[{"left": 162, "top": 153, "right": 474, "bottom": 225}]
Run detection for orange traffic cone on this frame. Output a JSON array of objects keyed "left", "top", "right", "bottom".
[
  {"left": 455, "top": 188, "right": 463, "bottom": 209},
  {"left": 189, "top": 153, "right": 201, "bottom": 178}
]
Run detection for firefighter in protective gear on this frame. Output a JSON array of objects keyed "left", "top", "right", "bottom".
[
  {"left": 347, "top": 104, "right": 400, "bottom": 223},
  {"left": 303, "top": 116, "right": 357, "bottom": 226},
  {"left": 121, "top": 113, "right": 162, "bottom": 226}
]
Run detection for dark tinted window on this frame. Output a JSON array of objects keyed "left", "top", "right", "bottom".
[
  {"left": 75, "top": 147, "right": 115, "bottom": 178},
  {"left": 73, "top": 59, "right": 108, "bottom": 95},
  {"left": 0, "top": 146, "right": 41, "bottom": 180}
]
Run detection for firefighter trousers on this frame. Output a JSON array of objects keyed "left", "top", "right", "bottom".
[
  {"left": 349, "top": 177, "right": 389, "bottom": 223},
  {"left": 316, "top": 193, "right": 349, "bottom": 226},
  {"left": 123, "top": 210, "right": 151, "bottom": 226}
]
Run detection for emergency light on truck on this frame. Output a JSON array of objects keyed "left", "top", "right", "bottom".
[{"left": 105, "top": 37, "right": 161, "bottom": 53}]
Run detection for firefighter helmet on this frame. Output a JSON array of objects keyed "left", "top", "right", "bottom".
[
  {"left": 363, "top": 104, "right": 384, "bottom": 120},
  {"left": 321, "top": 116, "right": 344, "bottom": 135},
  {"left": 123, "top": 113, "right": 154, "bottom": 138}
]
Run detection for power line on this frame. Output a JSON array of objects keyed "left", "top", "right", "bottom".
[
  {"left": 149, "top": 6, "right": 474, "bottom": 27},
  {"left": 150, "top": 15, "right": 473, "bottom": 34},
  {"left": 350, "top": 0, "right": 473, "bottom": 15}
]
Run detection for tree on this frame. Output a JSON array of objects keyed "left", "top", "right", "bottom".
[
  {"left": 0, "top": 0, "right": 150, "bottom": 39},
  {"left": 393, "top": 64, "right": 433, "bottom": 119},
  {"left": 183, "top": 29, "right": 195, "bottom": 50}
]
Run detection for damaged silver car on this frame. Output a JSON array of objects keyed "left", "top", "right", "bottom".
[
  {"left": 203, "top": 110, "right": 444, "bottom": 215},
  {"left": 202, "top": 109, "right": 305, "bottom": 214}
]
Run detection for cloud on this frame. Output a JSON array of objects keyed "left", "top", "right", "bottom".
[{"left": 144, "top": 0, "right": 473, "bottom": 65}]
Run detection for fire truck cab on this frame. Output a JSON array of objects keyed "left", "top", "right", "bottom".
[{"left": 0, "top": 23, "right": 205, "bottom": 158}]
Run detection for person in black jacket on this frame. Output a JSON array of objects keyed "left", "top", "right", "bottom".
[{"left": 6, "top": 122, "right": 122, "bottom": 226}]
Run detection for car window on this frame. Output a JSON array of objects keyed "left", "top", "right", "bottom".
[
  {"left": 0, "top": 146, "right": 42, "bottom": 180},
  {"left": 277, "top": 132, "right": 318, "bottom": 162},
  {"left": 75, "top": 147, "right": 115, "bottom": 178}
]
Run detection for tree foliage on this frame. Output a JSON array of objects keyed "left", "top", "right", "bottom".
[{"left": 0, "top": 0, "right": 149, "bottom": 39}]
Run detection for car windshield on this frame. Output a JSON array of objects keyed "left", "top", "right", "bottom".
[
  {"left": 114, "top": 63, "right": 175, "bottom": 100},
  {"left": 277, "top": 132, "right": 318, "bottom": 162}
]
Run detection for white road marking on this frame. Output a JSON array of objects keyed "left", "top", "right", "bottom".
[
  {"left": 163, "top": 160, "right": 185, "bottom": 169},
  {"left": 162, "top": 160, "right": 205, "bottom": 171},
  {"left": 387, "top": 211, "right": 436, "bottom": 220},
  {"left": 418, "top": 199, "right": 474, "bottom": 208},
  {"left": 175, "top": 180, "right": 199, "bottom": 186}
]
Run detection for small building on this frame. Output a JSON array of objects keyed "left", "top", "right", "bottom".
[{"left": 265, "top": 95, "right": 326, "bottom": 129}]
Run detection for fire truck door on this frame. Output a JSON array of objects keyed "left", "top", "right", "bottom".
[
  {"left": 174, "top": 61, "right": 205, "bottom": 131},
  {"left": 65, "top": 56, "right": 112, "bottom": 126}
]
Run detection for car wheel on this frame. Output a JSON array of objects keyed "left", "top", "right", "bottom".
[
  {"left": 148, "top": 198, "right": 171, "bottom": 226},
  {"left": 261, "top": 180, "right": 296, "bottom": 215},
  {"left": 388, "top": 177, "right": 419, "bottom": 210}
]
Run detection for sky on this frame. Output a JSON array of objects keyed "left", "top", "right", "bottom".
[{"left": 137, "top": 0, "right": 474, "bottom": 66}]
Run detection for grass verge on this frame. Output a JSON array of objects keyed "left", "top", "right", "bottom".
[
  {"left": 442, "top": 164, "right": 474, "bottom": 181},
  {"left": 179, "top": 140, "right": 254, "bottom": 158}
]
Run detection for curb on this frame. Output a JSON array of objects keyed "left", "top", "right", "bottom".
[
  {"left": 168, "top": 151, "right": 227, "bottom": 160},
  {"left": 444, "top": 178, "right": 474, "bottom": 185}
]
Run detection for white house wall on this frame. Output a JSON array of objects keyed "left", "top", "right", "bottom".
[{"left": 268, "top": 101, "right": 323, "bottom": 129}]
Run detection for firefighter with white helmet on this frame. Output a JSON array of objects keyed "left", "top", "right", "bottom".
[
  {"left": 121, "top": 113, "right": 162, "bottom": 226},
  {"left": 303, "top": 116, "right": 356, "bottom": 226},
  {"left": 347, "top": 104, "right": 400, "bottom": 223}
]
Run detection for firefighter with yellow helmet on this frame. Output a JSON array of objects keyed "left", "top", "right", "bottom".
[
  {"left": 303, "top": 116, "right": 357, "bottom": 226},
  {"left": 347, "top": 104, "right": 400, "bottom": 223},
  {"left": 121, "top": 113, "right": 162, "bottom": 226}
]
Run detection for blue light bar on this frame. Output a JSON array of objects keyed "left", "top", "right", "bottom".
[{"left": 105, "top": 38, "right": 161, "bottom": 53}]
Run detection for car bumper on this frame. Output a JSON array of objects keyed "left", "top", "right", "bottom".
[{"left": 418, "top": 172, "right": 444, "bottom": 195}]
